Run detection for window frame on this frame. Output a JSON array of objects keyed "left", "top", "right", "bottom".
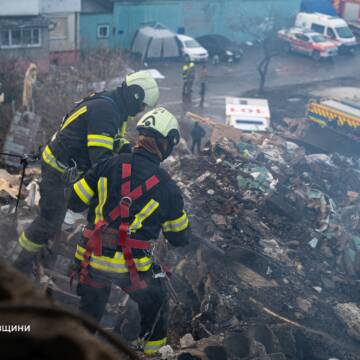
[
  {"left": 97, "top": 24, "right": 110, "bottom": 39},
  {"left": 311, "top": 23, "right": 325, "bottom": 34},
  {"left": 0, "top": 28, "right": 41, "bottom": 49}
]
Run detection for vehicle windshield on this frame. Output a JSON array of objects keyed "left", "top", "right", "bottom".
[
  {"left": 335, "top": 26, "right": 354, "bottom": 39},
  {"left": 184, "top": 39, "right": 201, "bottom": 48},
  {"left": 311, "top": 35, "right": 327, "bottom": 43}
]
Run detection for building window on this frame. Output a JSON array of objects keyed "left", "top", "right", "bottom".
[
  {"left": 0, "top": 28, "right": 41, "bottom": 48},
  {"left": 97, "top": 24, "right": 109, "bottom": 39}
]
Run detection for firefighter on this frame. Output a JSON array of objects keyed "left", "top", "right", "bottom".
[
  {"left": 182, "top": 59, "right": 195, "bottom": 103},
  {"left": 68, "top": 107, "right": 190, "bottom": 355},
  {"left": 191, "top": 121, "right": 206, "bottom": 154},
  {"left": 13, "top": 71, "right": 160, "bottom": 271}
]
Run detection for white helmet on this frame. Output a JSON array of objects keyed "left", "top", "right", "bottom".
[
  {"left": 137, "top": 107, "right": 180, "bottom": 158},
  {"left": 125, "top": 70, "right": 160, "bottom": 108}
]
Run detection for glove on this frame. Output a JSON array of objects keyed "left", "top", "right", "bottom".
[{"left": 114, "top": 138, "right": 132, "bottom": 154}]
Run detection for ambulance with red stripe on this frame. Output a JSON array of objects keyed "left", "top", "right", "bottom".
[{"left": 278, "top": 27, "right": 338, "bottom": 60}]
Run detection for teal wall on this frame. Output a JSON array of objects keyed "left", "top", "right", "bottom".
[
  {"left": 80, "top": 13, "right": 114, "bottom": 49},
  {"left": 80, "top": 0, "right": 301, "bottom": 50},
  {"left": 114, "top": 0, "right": 301, "bottom": 49}
]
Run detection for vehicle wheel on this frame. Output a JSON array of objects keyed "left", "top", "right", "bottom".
[{"left": 312, "top": 51, "right": 321, "bottom": 61}]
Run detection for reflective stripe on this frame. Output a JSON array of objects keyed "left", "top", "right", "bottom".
[
  {"left": 162, "top": 211, "right": 189, "bottom": 232},
  {"left": 95, "top": 177, "right": 108, "bottom": 223},
  {"left": 130, "top": 199, "right": 159, "bottom": 232},
  {"left": 74, "top": 178, "right": 94, "bottom": 205},
  {"left": 75, "top": 245, "right": 152, "bottom": 272},
  {"left": 42, "top": 145, "right": 65, "bottom": 174},
  {"left": 120, "top": 122, "right": 128, "bottom": 138},
  {"left": 87, "top": 134, "right": 114, "bottom": 150},
  {"left": 18, "top": 232, "right": 44, "bottom": 253},
  {"left": 61, "top": 106, "right": 87, "bottom": 130},
  {"left": 143, "top": 338, "right": 167, "bottom": 354}
]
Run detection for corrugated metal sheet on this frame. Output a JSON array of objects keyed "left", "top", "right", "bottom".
[
  {"left": 114, "top": 0, "right": 301, "bottom": 49},
  {"left": 80, "top": 0, "right": 301, "bottom": 50}
]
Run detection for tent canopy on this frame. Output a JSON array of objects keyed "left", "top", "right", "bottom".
[
  {"left": 131, "top": 23, "right": 182, "bottom": 61},
  {"left": 300, "top": 0, "right": 338, "bottom": 16}
]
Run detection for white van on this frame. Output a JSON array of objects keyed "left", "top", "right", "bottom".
[
  {"left": 176, "top": 34, "right": 208, "bottom": 62},
  {"left": 225, "top": 97, "right": 271, "bottom": 132},
  {"left": 295, "top": 12, "right": 357, "bottom": 53}
]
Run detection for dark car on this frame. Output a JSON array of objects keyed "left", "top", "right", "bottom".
[{"left": 196, "top": 34, "right": 244, "bottom": 63}]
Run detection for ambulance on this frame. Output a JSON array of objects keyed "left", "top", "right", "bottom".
[
  {"left": 295, "top": 12, "right": 357, "bottom": 53},
  {"left": 225, "top": 97, "right": 271, "bottom": 132}
]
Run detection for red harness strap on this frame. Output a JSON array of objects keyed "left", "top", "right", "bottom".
[{"left": 79, "top": 162, "right": 160, "bottom": 293}]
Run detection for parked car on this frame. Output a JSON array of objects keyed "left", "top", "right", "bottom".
[
  {"left": 278, "top": 27, "right": 338, "bottom": 60},
  {"left": 176, "top": 34, "right": 208, "bottom": 62},
  {"left": 196, "top": 34, "right": 244, "bottom": 63},
  {"left": 295, "top": 12, "right": 357, "bottom": 53}
]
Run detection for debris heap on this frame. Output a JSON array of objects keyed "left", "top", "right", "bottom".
[
  {"left": 1, "top": 132, "right": 360, "bottom": 359},
  {"left": 163, "top": 134, "right": 360, "bottom": 359}
]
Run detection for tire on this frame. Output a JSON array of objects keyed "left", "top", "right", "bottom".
[
  {"left": 312, "top": 51, "right": 321, "bottom": 61},
  {"left": 184, "top": 54, "right": 191, "bottom": 63}
]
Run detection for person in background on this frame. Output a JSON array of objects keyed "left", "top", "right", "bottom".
[
  {"left": 199, "top": 64, "right": 208, "bottom": 108},
  {"left": 191, "top": 121, "right": 206, "bottom": 154}
]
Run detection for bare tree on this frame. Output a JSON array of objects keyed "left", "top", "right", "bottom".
[{"left": 232, "top": 6, "right": 285, "bottom": 95}]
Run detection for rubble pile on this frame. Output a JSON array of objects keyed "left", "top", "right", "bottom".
[
  {"left": 163, "top": 134, "right": 360, "bottom": 359},
  {"left": 1, "top": 133, "right": 360, "bottom": 359}
]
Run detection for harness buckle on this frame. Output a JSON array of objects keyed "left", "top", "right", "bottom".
[{"left": 120, "top": 196, "right": 132, "bottom": 208}]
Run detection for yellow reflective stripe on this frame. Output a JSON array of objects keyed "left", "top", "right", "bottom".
[
  {"left": 87, "top": 134, "right": 114, "bottom": 150},
  {"left": 120, "top": 122, "right": 128, "bottom": 138},
  {"left": 95, "top": 177, "right": 108, "bottom": 224},
  {"left": 18, "top": 232, "right": 44, "bottom": 252},
  {"left": 162, "top": 211, "right": 189, "bottom": 232},
  {"left": 61, "top": 106, "right": 87, "bottom": 130},
  {"left": 130, "top": 199, "right": 159, "bottom": 232},
  {"left": 74, "top": 178, "right": 94, "bottom": 205},
  {"left": 143, "top": 338, "right": 167, "bottom": 354},
  {"left": 75, "top": 245, "right": 152, "bottom": 272},
  {"left": 42, "top": 145, "right": 65, "bottom": 173},
  {"left": 310, "top": 103, "right": 360, "bottom": 128}
]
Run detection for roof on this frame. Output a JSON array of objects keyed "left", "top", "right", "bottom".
[
  {"left": 81, "top": 0, "right": 113, "bottom": 13},
  {"left": 321, "top": 99, "right": 360, "bottom": 119},
  {"left": 0, "top": 15, "right": 52, "bottom": 29},
  {"left": 137, "top": 23, "right": 176, "bottom": 39}
]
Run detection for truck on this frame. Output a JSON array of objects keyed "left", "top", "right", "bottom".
[
  {"left": 278, "top": 27, "right": 338, "bottom": 60},
  {"left": 295, "top": 12, "right": 357, "bottom": 53},
  {"left": 339, "top": 0, "right": 360, "bottom": 38},
  {"left": 295, "top": 98, "right": 360, "bottom": 155},
  {"left": 225, "top": 97, "right": 271, "bottom": 132}
]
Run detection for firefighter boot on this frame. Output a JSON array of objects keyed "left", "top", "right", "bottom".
[{"left": 12, "top": 248, "right": 36, "bottom": 275}]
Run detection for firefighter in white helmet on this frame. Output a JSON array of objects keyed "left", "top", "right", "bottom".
[
  {"left": 14, "top": 71, "right": 160, "bottom": 272},
  {"left": 68, "top": 107, "right": 190, "bottom": 355}
]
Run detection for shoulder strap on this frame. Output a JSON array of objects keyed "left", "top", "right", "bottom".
[{"left": 60, "top": 92, "right": 121, "bottom": 129}]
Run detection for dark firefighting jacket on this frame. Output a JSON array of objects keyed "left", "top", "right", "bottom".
[
  {"left": 68, "top": 149, "right": 190, "bottom": 273},
  {"left": 42, "top": 89, "right": 129, "bottom": 174}
]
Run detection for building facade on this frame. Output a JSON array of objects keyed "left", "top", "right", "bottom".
[
  {"left": 40, "top": 0, "right": 81, "bottom": 65},
  {"left": 0, "top": 0, "right": 51, "bottom": 73},
  {"left": 79, "top": 0, "right": 301, "bottom": 51}
]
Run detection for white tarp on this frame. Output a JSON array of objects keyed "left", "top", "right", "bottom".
[{"left": 131, "top": 24, "right": 181, "bottom": 61}]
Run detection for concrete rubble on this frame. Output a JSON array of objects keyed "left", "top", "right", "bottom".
[{"left": 1, "top": 129, "right": 360, "bottom": 359}]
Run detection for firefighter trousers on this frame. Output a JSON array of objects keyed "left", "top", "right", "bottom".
[
  {"left": 76, "top": 265, "right": 169, "bottom": 350},
  {"left": 21, "top": 164, "right": 68, "bottom": 249}
]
